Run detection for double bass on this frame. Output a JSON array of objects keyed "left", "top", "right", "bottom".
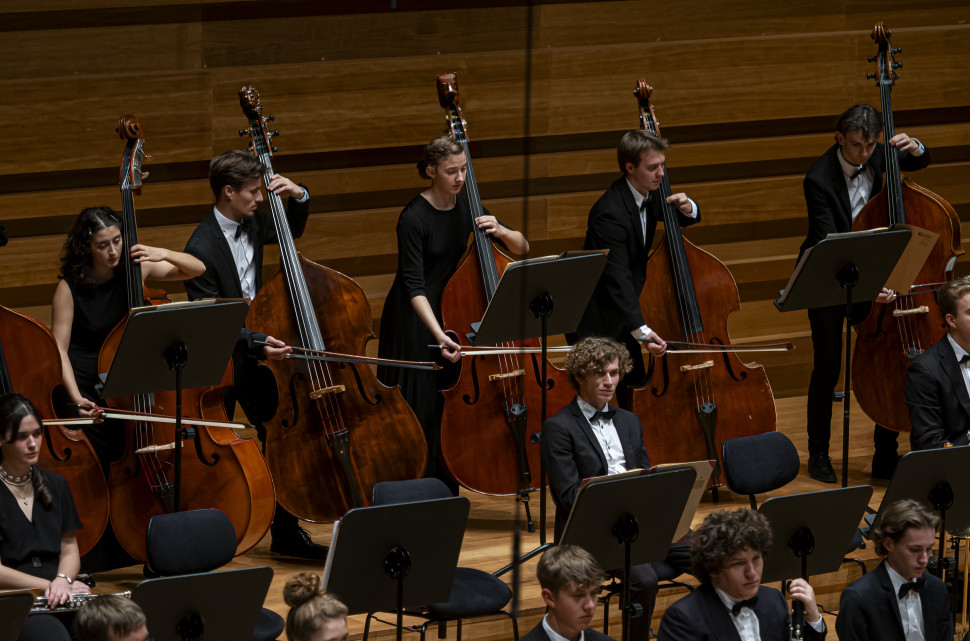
[
  {"left": 0, "top": 302, "right": 109, "bottom": 555},
  {"left": 239, "top": 86, "right": 427, "bottom": 522},
  {"left": 628, "top": 81, "right": 777, "bottom": 493},
  {"left": 99, "top": 115, "right": 275, "bottom": 561},
  {"left": 435, "top": 73, "right": 575, "bottom": 502},
  {"left": 851, "top": 23, "right": 963, "bottom": 432}
]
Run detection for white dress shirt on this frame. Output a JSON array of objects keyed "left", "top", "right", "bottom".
[
  {"left": 838, "top": 140, "right": 924, "bottom": 221},
  {"left": 714, "top": 586, "right": 825, "bottom": 641},
  {"left": 886, "top": 563, "right": 926, "bottom": 641},
  {"left": 946, "top": 333, "right": 970, "bottom": 398},
  {"left": 576, "top": 396, "right": 627, "bottom": 475},
  {"left": 541, "top": 613, "right": 588, "bottom": 641},
  {"left": 624, "top": 179, "right": 698, "bottom": 342}
]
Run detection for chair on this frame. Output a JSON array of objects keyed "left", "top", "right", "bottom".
[
  {"left": 362, "top": 478, "right": 519, "bottom": 641},
  {"left": 145, "top": 509, "right": 285, "bottom": 641},
  {"left": 720, "top": 431, "right": 866, "bottom": 574}
]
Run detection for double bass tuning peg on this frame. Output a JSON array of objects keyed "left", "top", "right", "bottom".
[
  {"left": 866, "top": 73, "right": 877, "bottom": 80},
  {"left": 238, "top": 128, "right": 249, "bottom": 137},
  {"left": 891, "top": 47, "right": 902, "bottom": 54},
  {"left": 269, "top": 129, "right": 280, "bottom": 138},
  {"left": 892, "top": 62, "right": 903, "bottom": 69},
  {"left": 867, "top": 55, "right": 876, "bottom": 63},
  {"left": 263, "top": 114, "right": 275, "bottom": 123}
]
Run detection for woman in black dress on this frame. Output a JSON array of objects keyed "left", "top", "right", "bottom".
[
  {"left": 0, "top": 393, "right": 89, "bottom": 641},
  {"left": 51, "top": 206, "right": 205, "bottom": 422},
  {"left": 377, "top": 136, "right": 528, "bottom": 488}
]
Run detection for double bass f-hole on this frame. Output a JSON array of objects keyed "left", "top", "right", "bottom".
[{"left": 341, "top": 362, "right": 382, "bottom": 406}]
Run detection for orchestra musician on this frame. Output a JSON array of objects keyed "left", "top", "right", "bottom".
[
  {"left": 521, "top": 544, "right": 615, "bottom": 641},
  {"left": 182, "top": 149, "right": 325, "bottom": 559},
  {"left": 905, "top": 276, "right": 970, "bottom": 450},
  {"left": 282, "top": 571, "right": 349, "bottom": 641},
  {"left": 51, "top": 206, "right": 204, "bottom": 571},
  {"left": 76, "top": 594, "right": 149, "bottom": 641},
  {"left": 836, "top": 499, "right": 951, "bottom": 641},
  {"left": 657, "top": 508, "right": 825, "bottom": 641},
  {"left": 570, "top": 130, "right": 699, "bottom": 403},
  {"left": 799, "top": 104, "right": 930, "bottom": 483},
  {"left": 542, "top": 336, "right": 691, "bottom": 640},
  {"left": 375, "top": 136, "right": 528, "bottom": 492},
  {"left": 0, "top": 393, "right": 91, "bottom": 641}
]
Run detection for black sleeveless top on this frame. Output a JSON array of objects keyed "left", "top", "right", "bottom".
[{"left": 65, "top": 274, "right": 128, "bottom": 400}]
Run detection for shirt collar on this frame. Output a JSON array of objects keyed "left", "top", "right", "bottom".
[
  {"left": 576, "top": 395, "right": 609, "bottom": 420},
  {"left": 213, "top": 206, "right": 243, "bottom": 238},
  {"left": 625, "top": 178, "right": 650, "bottom": 210},
  {"left": 885, "top": 561, "right": 920, "bottom": 598},
  {"left": 541, "top": 614, "right": 583, "bottom": 641},
  {"left": 836, "top": 147, "right": 866, "bottom": 179},
  {"left": 947, "top": 333, "right": 970, "bottom": 364},
  {"left": 714, "top": 585, "right": 744, "bottom": 613}
]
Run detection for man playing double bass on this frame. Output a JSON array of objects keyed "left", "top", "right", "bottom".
[
  {"left": 799, "top": 104, "right": 930, "bottom": 483},
  {"left": 572, "top": 130, "right": 700, "bottom": 404},
  {"left": 182, "top": 149, "right": 326, "bottom": 559}
]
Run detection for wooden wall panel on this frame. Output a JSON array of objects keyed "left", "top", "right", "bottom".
[{"left": 0, "top": 1, "right": 967, "bottom": 403}]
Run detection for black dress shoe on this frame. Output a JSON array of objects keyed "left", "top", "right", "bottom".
[
  {"left": 871, "top": 452, "right": 900, "bottom": 479},
  {"left": 270, "top": 526, "right": 329, "bottom": 560},
  {"left": 808, "top": 453, "right": 837, "bottom": 483}
]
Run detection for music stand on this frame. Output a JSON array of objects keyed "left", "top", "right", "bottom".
[
  {"left": 473, "top": 252, "right": 606, "bottom": 550},
  {"left": 100, "top": 299, "right": 248, "bottom": 512},
  {"left": 0, "top": 590, "right": 33, "bottom": 641},
  {"left": 322, "top": 497, "right": 469, "bottom": 641},
  {"left": 561, "top": 467, "right": 696, "bottom": 641},
  {"left": 870, "top": 447, "right": 970, "bottom": 573},
  {"left": 132, "top": 566, "right": 273, "bottom": 641},
  {"left": 775, "top": 229, "right": 911, "bottom": 486}
]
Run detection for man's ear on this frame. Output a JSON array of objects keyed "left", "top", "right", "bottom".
[
  {"left": 946, "top": 313, "right": 957, "bottom": 330},
  {"left": 835, "top": 131, "right": 845, "bottom": 148},
  {"left": 540, "top": 587, "right": 557, "bottom": 610},
  {"left": 222, "top": 184, "right": 235, "bottom": 201},
  {"left": 623, "top": 161, "right": 636, "bottom": 175}
]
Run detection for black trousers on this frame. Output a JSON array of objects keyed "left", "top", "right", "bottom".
[
  {"left": 612, "top": 540, "right": 691, "bottom": 640},
  {"left": 807, "top": 303, "right": 898, "bottom": 457}
]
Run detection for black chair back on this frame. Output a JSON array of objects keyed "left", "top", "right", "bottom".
[{"left": 146, "top": 508, "right": 236, "bottom": 575}]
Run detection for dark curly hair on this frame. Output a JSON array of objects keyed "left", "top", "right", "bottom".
[
  {"left": 0, "top": 393, "right": 54, "bottom": 509},
  {"left": 872, "top": 498, "right": 940, "bottom": 556},
  {"left": 690, "top": 508, "right": 773, "bottom": 583},
  {"left": 563, "top": 336, "right": 633, "bottom": 391},
  {"left": 59, "top": 207, "right": 122, "bottom": 287}
]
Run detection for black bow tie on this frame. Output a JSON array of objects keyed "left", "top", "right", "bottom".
[
  {"left": 234, "top": 216, "right": 253, "bottom": 239},
  {"left": 591, "top": 408, "right": 616, "bottom": 423},
  {"left": 849, "top": 163, "right": 869, "bottom": 180},
  {"left": 898, "top": 578, "right": 925, "bottom": 599},
  {"left": 731, "top": 596, "right": 758, "bottom": 617},
  {"left": 959, "top": 353, "right": 970, "bottom": 365}
]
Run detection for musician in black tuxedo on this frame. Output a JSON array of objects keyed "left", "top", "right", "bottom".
[
  {"left": 657, "top": 508, "right": 826, "bottom": 641},
  {"left": 905, "top": 276, "right": 970, "bottom": 450},
  {"left": 182, "top": 150, "right": 322, "bottom": 559},
  {"left": 521, "top": 544, "right": 615, "bottom": 641},
  {"left": 836, "top": 499, "right": 952, "bottom": 641},
  {"left": 800, "top": 104, "right": 931, "bottom": 483},
  {"left": 542, "top": 337, "right": 690, "bottom": 639},
  {"left": 572, "top": 130, "right": 699, "bottom": 402}
]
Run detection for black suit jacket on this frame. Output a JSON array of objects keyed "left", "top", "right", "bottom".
[
  {"left": 836, "top": 562, "right": 951, "bottom": 641},
  {"left": 521, "top": 620, "right": 615, "bottom": 641},
  {"left": 576, "top": 176, "right": 700, "bottom": 339},
  {"left": 906, "top": 335, "right": 970, "bottom": 450},
  {"left": 658, "top": 583, "right": 825, "bottom": 641},
  {"left": 182, "top": 195, "right": 309, "bottom": 414},
  {"left": 799, "top": 142, "right": 931, "bottom": 257},
  {"left": 542, "top": 397, "right": 651, "bottom": 540}
]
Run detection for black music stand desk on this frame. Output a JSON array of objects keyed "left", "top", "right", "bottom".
[
  {"left": 561, "top": 467, "right": 696, "bottom": 641},
  {"left": 760, "top": 486, "right": 873, "bottom": 583},
  {"left": 100, "top": 299, "right": 248, "bottom": 511},
  {"left": 0, "top": 590, "right": 33, "bottom": 641},
  {"left": 322, "top": 497, "right": 469, "bottom": 641},
  {"left": 774, "top": 229, "right": 911, "bottom": 487},
  {"left": 133, "top": 566, "right": 273, "bottom": 641}
]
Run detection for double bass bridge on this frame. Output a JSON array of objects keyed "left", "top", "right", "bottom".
[
  {"left": 892, "top": 305, "right": 930, "bottom": 317},
  {"left": 679, "top": 360, "right": 714, "bottom": 372},
  {"left": 488, "top": 368, "right": 525, "bottom": 382},
  {"left": 309, "top": 384, "right": 346, "bottom": 399}
]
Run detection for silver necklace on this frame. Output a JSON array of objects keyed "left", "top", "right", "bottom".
[
  {"left": 10, "top": 484, "right": 31, "bottom": 506},
  {"left": 0, "top": 465, "right": 32, "bottom": 486}
]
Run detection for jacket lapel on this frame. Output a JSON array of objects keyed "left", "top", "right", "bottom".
[
  {"left": 568, "top": 399, "right": 608, "bottom": 473},
  {"left": 205, "top": 212, "right": 244, "bottom": 297},
  {"left": 826, "top": 145, "right": 853, "bottom": 231},
  {"left": 698, "top": 583, "right": 743, "bottom": 641},
  {"left": 617, "top": 179, "right": 647, "bottom": 254},
  {"left": 875, "top": 563, "right": 906, "bottom": 638},
  {"left": 938, "top": 340, "right": 970, "bottom": 420}
]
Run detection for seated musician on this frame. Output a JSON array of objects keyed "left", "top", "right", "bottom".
[
  {"left": 542, "top": 336, "right": 691, "bottom": 639},
  {"left": 76, "top": 594, "right": 149, "bottom": 641},
  {"left": 282, "top": 571, "right": 348, "bottom": 641},
  {"left": 522, "top": 544, "right": 615, "bottom": 641},
  {"left": 905, "top": 276, "right": 970, "bottom": 450},
  {"left": 836, "top": 499, "right": 951, "bottom": 641},
  {"left": 0, "top": 393, "right": 91, "bottom": 641},
  {"left": 657, "top": 508, "right": 825, "bottom": 641}
]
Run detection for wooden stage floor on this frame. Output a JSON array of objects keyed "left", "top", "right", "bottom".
[{"left": 92, "top": 395, "right": 964, "bottom": 640}]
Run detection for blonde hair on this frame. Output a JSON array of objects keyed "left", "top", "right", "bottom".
[{"left": 283, "top": 572, "right": 348, "bottom": 641}]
